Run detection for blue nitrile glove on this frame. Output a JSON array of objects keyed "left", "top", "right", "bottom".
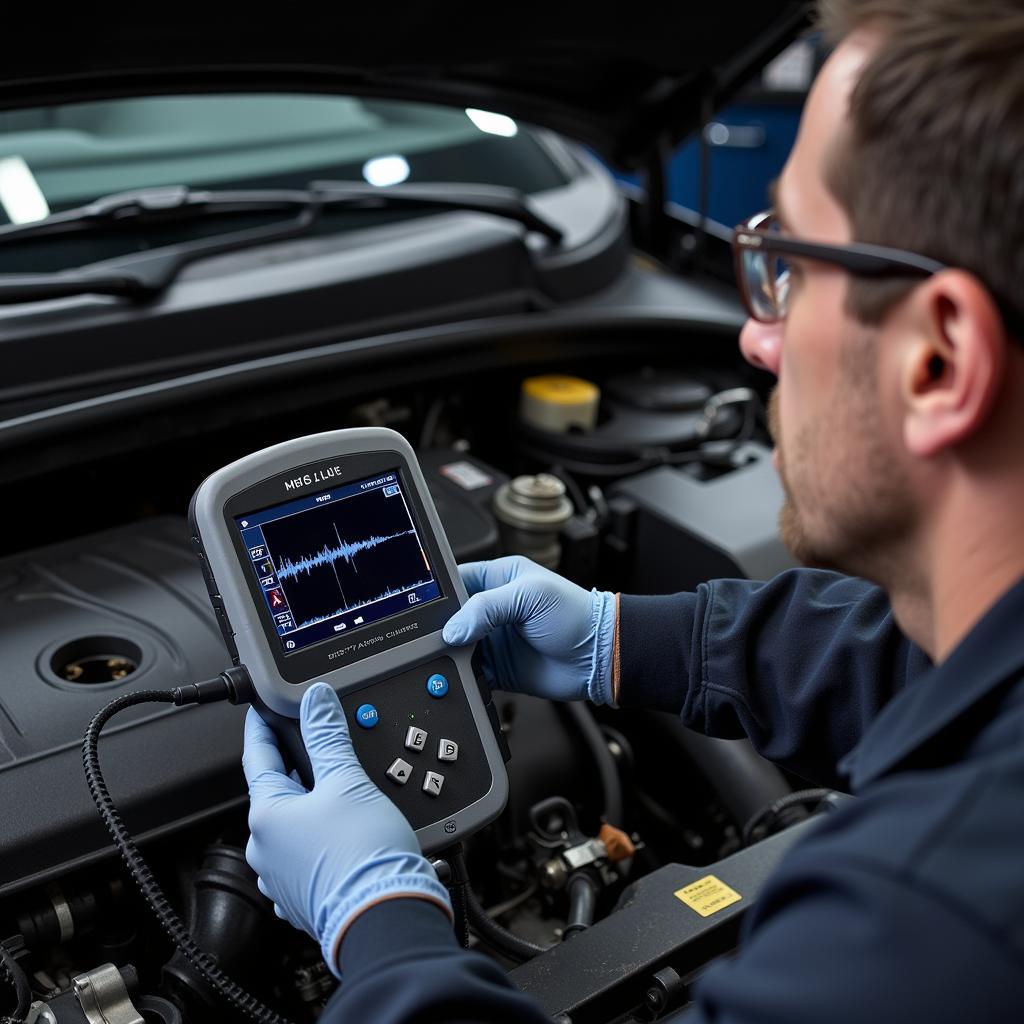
[
  {"left": 441, "top": 555, "right": 617, "bottom": 705},
  {"left": 242, "top": 682, "right": 452, "bottom": 979}
]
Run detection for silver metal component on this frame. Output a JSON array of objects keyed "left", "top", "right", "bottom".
[
  {"left": 562, "top": 838, "right": 607, "bottom": 871},
  {"left": 694, "top": 387, "right": 758, "bottom": 439},
  {"left": 438, "top": 738, "right": 459, "bottom": 762},
  {"left": 540, "top": 858, "right": 568, "bottom": 890},
  {"left": 404, "top": 726, "right": 428, "bottom": 752},
  {"left": 72, "top": 964, "right": 144, "bottom": 1024},
  {"left": 386, "top": 758, "right": 413, "bottom": 785},
  {"left": 493, "top": 474, "right": 574, "bottom": 569},
  {"left": 423, "top": 771, "right": 445, "bottom": 797},
  {"left": 45, "top": 883, "right": 74, "bottom": 944},
  {"left": 26, "top": 1002, "right": 58, "bottom": 1024}
]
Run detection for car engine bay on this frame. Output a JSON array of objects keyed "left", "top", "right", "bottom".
[{"left": 0, "top": 317, "right": 830, "bottom": 1024}]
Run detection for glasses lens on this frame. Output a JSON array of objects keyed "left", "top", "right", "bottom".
[
  {"left": 741, "top": 247, "right": 777, "bottom": 321},
  {"left": 773, "top": 258, "right": 790, "bottom": 319}
]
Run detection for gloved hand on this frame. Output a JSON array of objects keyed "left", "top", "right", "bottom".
[
  {"left": 242, "top": 682, "right": 452, "bottom": 978},
  {"left": 441, "top": 555, "right": 617, "bottom": 704}
]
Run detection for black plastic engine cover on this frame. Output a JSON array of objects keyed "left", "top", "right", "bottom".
[
  {"left": 0, "top": 465, "right": 506, "bottom": 897},
  {"left": 0, "top": 517, "right": 245, "bottom": 896}
]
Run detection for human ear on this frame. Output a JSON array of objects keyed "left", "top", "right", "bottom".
[{"left": 901, "top": 271, "right": 1006, "bottom": 458}]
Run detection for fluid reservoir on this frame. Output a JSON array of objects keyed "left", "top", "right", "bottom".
[
  {"left": 493, "top": 474, "right": 574, "bottom": 569},
  {"left": 520, "top": 375, "right": 600, "bottom": 433}
]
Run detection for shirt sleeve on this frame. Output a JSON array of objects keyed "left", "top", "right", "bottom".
[
  {"left": 319, "top": 898, "right": 552, "bottom": 1024},
  {"left": 679, "top": 853, "right": 1022, "bottom": 1023},
  {"left": 617, "top": 569, "right": 930, "bottom": 787}
]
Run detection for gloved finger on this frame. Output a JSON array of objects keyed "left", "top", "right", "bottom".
[
  {"left": 243, "top": 709, "right": 304, "bottom": 800},
  {"left": 456, "top": 556, "right": 530, "bottom": 597},
  {"left": 256, "top": 875, "right": 273, "bottom": 900},
  {"left": 443, "top": 581, "right": 523, "bottom": 645},
  {"left": 299, "top": 682, "right": 362, "bottom": 784}
]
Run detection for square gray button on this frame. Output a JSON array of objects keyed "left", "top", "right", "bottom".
[
  {"left": 438, "top": 739, "right": 459, "bottom": 762},
  {"left": 405, "top": 726, "right": 428, "bottom": 752},
  {"left": 386, "top": 758, "right": 413, "bottom": 786},
  {"left": 422, "top": 771, "right": 445, "bottom": 797}
]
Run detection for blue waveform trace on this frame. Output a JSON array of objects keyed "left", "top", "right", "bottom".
[
  {"left": 276, "top": 529, "right": 416, "bottom": 582},
  {"left": 291, "top": 579, "right": 437, "bottom": 631}
]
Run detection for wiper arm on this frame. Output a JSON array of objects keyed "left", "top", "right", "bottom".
[
  {"left": 311, "top": 180, "right": 563, "bottom": 243},
  {"left": 0, "top": 181, "right": 563, "bottom": 305}
]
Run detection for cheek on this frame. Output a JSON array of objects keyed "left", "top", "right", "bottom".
[{"left": 779, "top": 272, "right": 848, "bottom": 425}]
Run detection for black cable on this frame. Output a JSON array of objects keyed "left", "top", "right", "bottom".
[
  {"left": 0, "top": 941, "right": 30, "bottom": 1023},
  {"left": 561, "top": 703, "right": 624, "bottom": 829},
  {"left": 741, "top": 788, "right": 834, "bottom": 847},
  {"left": 441, "top": 844, "right": 471, "bottom": 950},
  {"left": 83, "top": 683, "right": 295, "bottom": 1024},
  {"left": 450, "top": 848, "right": 548, "bottom": 963}
]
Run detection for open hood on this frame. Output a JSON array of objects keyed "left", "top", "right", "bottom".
[{"left": 3, "top": 5, "right": 809, "bottom": 168}]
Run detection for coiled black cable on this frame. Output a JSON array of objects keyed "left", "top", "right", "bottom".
[
  {"left": 0, "top": 940, "right": 30, "bottom": 1023},
  {"left": 83, "top": 686, "right": 295, "bottom": 1024}
]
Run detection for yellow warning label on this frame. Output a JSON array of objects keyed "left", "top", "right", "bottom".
[{"left": 674, "top": 875, "right": 743, "bottom": 918}]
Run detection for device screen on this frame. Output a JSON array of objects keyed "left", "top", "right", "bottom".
[{"left": 233, "top": 469, "right": 442, "bottom": 654}]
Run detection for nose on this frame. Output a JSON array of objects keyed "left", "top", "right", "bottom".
[{"left": 739, "top": 317, "right": 782, "bottom": 376}]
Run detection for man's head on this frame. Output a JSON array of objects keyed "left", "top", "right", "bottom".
[{"left": 740, "top": 0, "right": 1024, "bottom": 593}]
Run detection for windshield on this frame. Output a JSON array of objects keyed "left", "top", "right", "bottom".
[{"left": 0, "top": 94, "right": 571, "bottom": 271}]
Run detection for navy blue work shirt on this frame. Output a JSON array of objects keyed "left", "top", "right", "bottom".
[{"left": 321, "top": 569, "right": 1024, "bottom": 1022}]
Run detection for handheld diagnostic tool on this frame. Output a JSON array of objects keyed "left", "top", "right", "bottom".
[{"left": 189, "top": 428, "right": 508, "bottom": 852}]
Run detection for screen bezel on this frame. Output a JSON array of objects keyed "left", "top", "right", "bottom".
[{"left": 223, "top": 449, "right": 459, "bottom": 684}]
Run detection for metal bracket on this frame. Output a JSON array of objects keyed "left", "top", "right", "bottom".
[{"left": 72, "top": 965, "right": 144, "bottom": 1024}]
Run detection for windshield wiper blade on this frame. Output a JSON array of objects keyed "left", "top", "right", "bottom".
[
  {"left": 0, "top": 181, "right": 562, "bottom": 305},
  {"left": 0, "top": 185, "right": 317, "bottom": 244}
]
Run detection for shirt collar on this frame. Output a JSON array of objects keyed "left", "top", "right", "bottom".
[{"left": 841, "top": 575, "right": 1024, "bottom": 790}]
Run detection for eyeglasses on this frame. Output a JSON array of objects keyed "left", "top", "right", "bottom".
[{"left": 731, "top": 209, "right": 946, "bottom": 323}]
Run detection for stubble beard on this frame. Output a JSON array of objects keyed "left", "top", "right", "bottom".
[{"left": 767, "top": 346, "right": 915, "bottom": 584}]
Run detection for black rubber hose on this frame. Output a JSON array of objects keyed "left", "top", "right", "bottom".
[
  {"left": 742, "top": 789, "right": 834, "bottom": 847},
  {"left": 450, "top": 848, "right": 548, "bottom": 962},
  {"left": 0, "top": 941, "right": 30, "bottom": 1023},
  {"left": 561, "top": 703, "right": 624, "bottom": 828},
  {"left": 83, "top": 689, "right": 295, "bottom": 1024},
  {"left": 563, "top": 873, "right": 599, "bottom": 940}
]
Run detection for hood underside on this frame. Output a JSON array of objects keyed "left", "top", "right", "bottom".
[{"left": 3, "top": 5, "right": 810, "bottom": 168}]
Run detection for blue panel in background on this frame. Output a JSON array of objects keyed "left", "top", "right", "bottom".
[{"left": 613, "top": 99, "right": 803, "bottom": 230}]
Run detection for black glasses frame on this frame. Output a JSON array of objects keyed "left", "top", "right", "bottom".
[{"left": 732, "top": 209, "right": 947, "bottom": 324}]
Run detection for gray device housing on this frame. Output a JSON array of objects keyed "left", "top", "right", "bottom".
[{"left": 190, "top": 427, "right": 508, "bottom": 852}]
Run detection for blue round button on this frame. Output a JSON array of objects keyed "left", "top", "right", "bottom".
[
  {"left": 355, "top": 703, "right": 379, "bottom": 729},
  {"left": 426, "top": 673, "right": 449, "bottom": 698}
]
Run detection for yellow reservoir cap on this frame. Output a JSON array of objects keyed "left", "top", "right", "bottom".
[{"left": 520, "top": 375, "right": 600, "bottom": 433}]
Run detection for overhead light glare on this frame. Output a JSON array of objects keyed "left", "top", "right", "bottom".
[
  {"left": 0, "top": 156, "right": 49, "bottom": 224},
  {"left": 465, "top": 109, "right": 518, "bottom": 138},
  {"left": 362, "top": 154, "right": 411, "bottom": 187}
]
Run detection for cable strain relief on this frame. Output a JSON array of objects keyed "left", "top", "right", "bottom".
[
  {"left": 172, "top": 668, "right": 246, "bottom": 707},
  {"left": 220, "top": 665, "right": 253, "bottom": 705}
]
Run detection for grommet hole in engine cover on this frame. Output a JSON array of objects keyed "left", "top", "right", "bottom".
[{"left": 49, "top": 636, "right": 143, "bottom": 685}]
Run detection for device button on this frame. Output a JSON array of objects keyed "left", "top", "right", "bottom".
[
  {"left": 355, "top": 704, "right": 380, "bottom": 729},
  {"left": 438, "top": 739, "right": 459, "bottom": 762},
  {"left": 423, "top": 771, "right": 445, "bottom": 797},
  {"left": 387, "top": 758, "right": 413, "bottom": 786},
  {"left": 405, "top": 726, "right": 428, "bottom": 752},
  {"left": 426, "top": 674, "right": 449, "bottom": 698}
]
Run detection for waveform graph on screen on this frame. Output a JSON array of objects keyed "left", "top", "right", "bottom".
[{"left": 260, "top": 485, "right": 433, "bottom": 630}]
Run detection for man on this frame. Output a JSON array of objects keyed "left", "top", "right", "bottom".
[{"left": 241, "top": 0, "right": 1024, "bottom": 1019}]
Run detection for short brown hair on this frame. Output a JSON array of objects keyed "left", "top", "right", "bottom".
[{"left": 817, "top": 0, "right": 1024, "bottom": 334}]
